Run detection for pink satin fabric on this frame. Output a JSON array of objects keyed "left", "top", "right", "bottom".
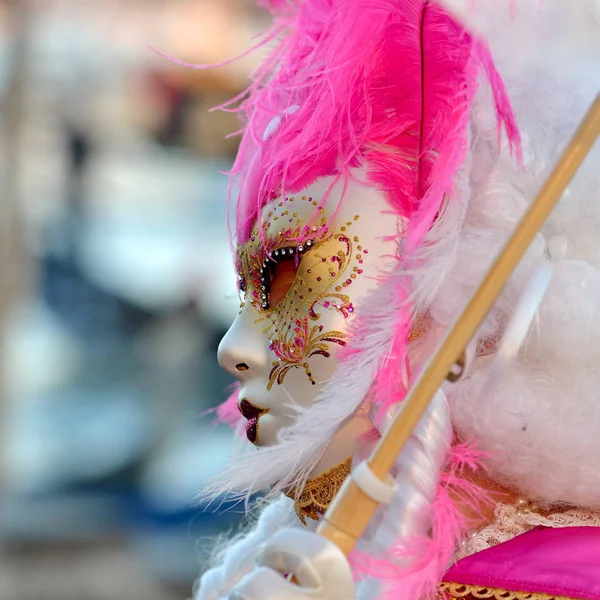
[{"left": 444, "top": 527, "right": 600, "bottom": 600}]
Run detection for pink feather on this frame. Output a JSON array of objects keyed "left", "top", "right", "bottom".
[
  {"left": 216, "top": 385, "right": 242, "bottom": 428},
  {"left": 350, "top": 440, "right": 494, "bottom": 599},
  {"left": 226, "top": 0, "right": 519, "bottom": 248}
]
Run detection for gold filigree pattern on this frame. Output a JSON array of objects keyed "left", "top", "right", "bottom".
[
  {"left": 440, "top": 582, "right": 577, "bottom": 600},
  {"left": 286, "top": 457, "right": 352, "bottom": 525},
  {"left": 268, "top": 319, "right": 346, "bottom": 389},
  {"left": 236, "top": 195, "right": 366, "bottom": 390},
  {"left": 237, "top": 213, "right": 332, "bottom": 313}
]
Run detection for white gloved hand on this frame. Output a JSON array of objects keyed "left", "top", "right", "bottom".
[{"left": 229, "top": 528, "right": 356, "bottom": 600}]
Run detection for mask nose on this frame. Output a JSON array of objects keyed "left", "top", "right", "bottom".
[{"left": 217, "top": 310, "right": 269, "bottom": 380}]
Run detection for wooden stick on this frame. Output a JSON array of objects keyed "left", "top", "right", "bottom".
[{"left": 317, "top": 94, "right": 600, "bottom": 555}]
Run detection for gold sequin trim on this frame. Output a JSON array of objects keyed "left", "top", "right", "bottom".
[
  {"left": 440, "top": 581, "right": 578, "bottom": 600},
  {"left": 286, "top": 458, "right": 352, "bottom": 525}
]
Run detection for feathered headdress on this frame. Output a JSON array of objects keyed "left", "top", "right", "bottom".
[
  {"left": 199, "top": 4, "right": 520, "bottom": 597},
  {"left": 230, "top": 0, "right": 520, "bottom": 246},
  {"left": 207, "top": 0, "right": 519, "bottom": 497},
  {"left": 195, "top": 1, "right": 600, "bottom": 599}
]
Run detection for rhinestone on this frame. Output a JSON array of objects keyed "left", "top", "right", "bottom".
[
  {"left": 261, "top": 277, "right": 266, "bottom": 283},
  {"left": 306, "top": 240, "right": 313, "bottom": 247},
  {"left": 288, "top": 248, "right": 294, "bottom": 255},
  {"left": 262, "top": 302, "right": 268, "bottom": 309},
  {"left": 312, "top": 226, "right": 318, "bottom": 232},
  {"left": 274, "top": 250, "right": 279, "bottom": 256},
  {"left": 261, "top": 294, "right": 267, "bottom": 300},
  {"left": 298, "top": 246, "right": 304, "bottom": 252},
  {"left": 260, "top": 285, "right": 266, "bottom": 291}
]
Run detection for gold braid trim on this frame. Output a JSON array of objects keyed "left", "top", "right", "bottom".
[
  {"left": 286, "top": 458, "right": 352, "bottom": 525},
  {"left": 440, "top": 581, "right": 579, "bottom": 600}
]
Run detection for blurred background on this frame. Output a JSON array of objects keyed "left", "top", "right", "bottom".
[{"left": 0, "top": 1, "right": 267, "bottom": 597}]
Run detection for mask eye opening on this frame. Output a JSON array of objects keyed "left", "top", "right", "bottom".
[{"left": 254, "top": 239, "right": 315, "bottom": 312}]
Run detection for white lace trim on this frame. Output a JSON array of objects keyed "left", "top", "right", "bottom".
[{"left": 456, "top": 501, "right": 600, "bottom": 560}]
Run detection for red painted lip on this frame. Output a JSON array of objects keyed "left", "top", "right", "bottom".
[
  {"left": 245, "top": 418, "right": 259, "bottom": 443},
  {"left": 238, "top": 398, "right": 268, "bottom": 444}
]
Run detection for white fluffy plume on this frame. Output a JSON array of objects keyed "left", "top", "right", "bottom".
[{"left": 437, "top": 0, "right": 600, "bottom": 508}]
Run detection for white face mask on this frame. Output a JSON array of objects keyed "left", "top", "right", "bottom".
[{"left": 218, "top": 175, "right": 401, "bottom": 446}]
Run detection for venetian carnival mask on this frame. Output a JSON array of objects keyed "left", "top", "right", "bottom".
[{"left": 218, "top": 175, "right": 401, "bottom": 446}]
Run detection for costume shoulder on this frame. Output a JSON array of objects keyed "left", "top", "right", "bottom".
[{"left": 444, "top": 527, "right": 600, "bottom": 600}]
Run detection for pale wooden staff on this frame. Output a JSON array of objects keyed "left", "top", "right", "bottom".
[{"left": 317, "top": 93, "right": 600, "bottom": 555}]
